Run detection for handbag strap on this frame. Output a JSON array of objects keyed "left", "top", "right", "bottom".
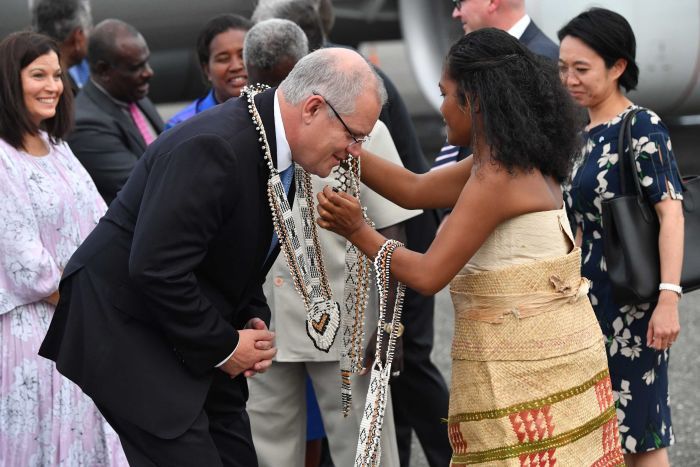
[
  {"left": 617, "top": 107, "right": 687, "bottom": 196},
  {"left": 616, "top": 107, "right": 658, "bottom": 222},
  {"left": 617, "top": 108, "right": 643, "bottom": 196}
]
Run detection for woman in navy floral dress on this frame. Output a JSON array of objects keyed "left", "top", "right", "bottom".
[{"left": 559, "top": 9, "right": 684, "bottom": 467}]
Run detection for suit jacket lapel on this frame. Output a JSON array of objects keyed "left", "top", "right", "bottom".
[
  {"left": 253, "top": 89, "right": 279, "bottom": 272},
  {"left": 83, "top": 81, "right": 147, "bottom": 154},
  {"left": 519, "top": 21, "right": 540, "bottom": 48}
]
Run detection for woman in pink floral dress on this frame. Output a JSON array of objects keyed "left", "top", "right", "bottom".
[{"left": 0, "top": 32, "right": 127, "bottom": 466}]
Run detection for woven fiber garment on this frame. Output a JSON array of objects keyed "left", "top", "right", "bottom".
[{"left": 447, "top": 249, "right": 625, "bottom": 466}]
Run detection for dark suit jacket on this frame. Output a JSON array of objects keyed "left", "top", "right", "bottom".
[
  {"left": 40, "top": 89, "right": 287, "bottom": 439},
  {"left": 68, "top": 80, "right": 165, "bottom": 205},
  {"left": 520, "top": 20, "right": 559, "bottom": 62}
]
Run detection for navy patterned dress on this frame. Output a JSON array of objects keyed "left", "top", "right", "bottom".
[{"left": 564, "top": 105, "right": 683, "bottom": 453}]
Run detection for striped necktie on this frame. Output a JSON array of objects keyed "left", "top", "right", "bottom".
[
  {"left": 431, "top": 139, "right": 461, "bottom": 170},
  {"left": 129, "top": 102, "right": 156, "bottom": 146}
]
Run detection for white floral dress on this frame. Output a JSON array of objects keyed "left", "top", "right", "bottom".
[
  {"left": 0, "top": 133, "right": 128, "bottom": 466},
  {"left": 564, "top": 106, "right": 683, "bottom": 453}
]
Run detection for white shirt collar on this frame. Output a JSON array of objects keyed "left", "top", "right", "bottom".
[
  {"left": 273, "top": 90, "right": 292, "bottom": 172},
  {"left": 507, "top": 14, "right": 531, "bottom": 40}
]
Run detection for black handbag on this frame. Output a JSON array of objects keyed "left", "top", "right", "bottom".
[{"left": 601, "top": 108, "right": 700, "bottom": 305}]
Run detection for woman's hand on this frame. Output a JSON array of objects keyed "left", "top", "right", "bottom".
[
  {"left": 646, "top": 293, "right": 680, "bottom": 350},
  {"left": 316, "top": 186, "right": 367, "bottom": 240}
]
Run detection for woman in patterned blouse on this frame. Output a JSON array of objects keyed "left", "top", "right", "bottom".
[
  {"left": 0, "top": 32, "right": 127, "bottom": 465},
  {"left": 559, "top": 9, "right": 684, "bottom": 466}
]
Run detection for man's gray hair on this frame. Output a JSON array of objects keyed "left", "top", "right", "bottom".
[
  {"left": 279, "top": 49, "right": 387, "bottom": 115},
  {"left": 32, "top": 0, "right": 92, "bottom": 42},
  {"left": 252, "top": 0, "right": 324, "bottom": 51},
  {"left": 243, "top": 19, "right": 308, "bottom": 71}
]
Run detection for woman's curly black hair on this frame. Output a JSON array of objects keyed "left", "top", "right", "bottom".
[{"left": 445, "top": 28, "right": 581, "bottom": 182}]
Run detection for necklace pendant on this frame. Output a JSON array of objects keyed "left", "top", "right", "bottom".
[{"left": 306, "top": 298, "right": 341, "bottom": 352}]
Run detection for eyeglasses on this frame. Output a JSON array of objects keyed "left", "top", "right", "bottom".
[
  {"left": 451, "top": 0, "right": 463, "bottom": 10},
  {"left": 557, "top": 65, "right": 587, "bottom": 80},
  {"left": 312, "top": 91, "right": 370, "bottom": 147}
]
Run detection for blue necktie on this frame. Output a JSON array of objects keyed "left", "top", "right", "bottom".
[
  {"left": 266, "top": 165, "right": 294, "bottom": 261},
  {"left": 431, "top": 139, "right": 460, "bottom": 170}
]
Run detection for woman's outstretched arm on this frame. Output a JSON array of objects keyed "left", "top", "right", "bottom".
[
  {"left": 319, "top": 163, "right": 554, "bottom": 295},
  {"left": 357, "top": 148, "right": 473, "bottom": 210}
]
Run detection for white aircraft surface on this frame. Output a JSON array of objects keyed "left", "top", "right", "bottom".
[{"left": 3, "top": 0, "right": 699, "bottom": 116}]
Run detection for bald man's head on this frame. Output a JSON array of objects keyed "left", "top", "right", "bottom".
[{"left": 88, "top": 19, "right": 154, "bottom": 102}]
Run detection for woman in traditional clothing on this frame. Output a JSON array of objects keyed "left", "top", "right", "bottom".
[
  {"left": 317, "top": 28, "right": 624, "bottom": 465},
  {"left": 0, "top": 31, "right": 127, "bottom": 466},
  {"left": 559, "top": 9, "right": 683, "bottom": 466}
]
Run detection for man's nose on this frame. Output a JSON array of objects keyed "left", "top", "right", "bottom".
[{"left": 142, "top": 63, "right": 154, "bottom": 79}]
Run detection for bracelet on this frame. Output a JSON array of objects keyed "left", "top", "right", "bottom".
[{"left": 659, "top": 283, "right": 682, "bottom": 297}]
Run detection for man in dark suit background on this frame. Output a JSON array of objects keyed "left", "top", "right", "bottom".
[
  {"left": 451, "top": 0, "right": 558, "bottom": 60},
  {"left": 68, "top": 19, "right": 164, "bottom": 204},
  {"left": 39, "top": 47, "right": 386, "bottom": 467}
]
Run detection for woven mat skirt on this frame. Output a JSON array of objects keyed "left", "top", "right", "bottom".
[{"left": 447, "top": 249, "right": 625, "bottom": 466}]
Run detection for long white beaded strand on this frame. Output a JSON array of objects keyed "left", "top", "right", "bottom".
[
  {"left": 355, "top": 239, "right": 406, "bottom": 467},
  {"left": 337, "top": 156, "right": 374, "bottom": 415}
]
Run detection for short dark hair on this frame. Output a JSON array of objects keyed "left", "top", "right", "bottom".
[
  {"left": 445, "top": 28, "right": 581, "bottom": 182},
  {"left": 32, "top": 0, "right": 91, "bottom": 43},
  {"left": 87, "top": 19, "right": 141, "bottom": 72},
  {"left": 0, "top": 32, "right": 74, "bottom": 150},
  {"left": 196, "top": 14, "right": 252, "bottom": 67},
  {"left": 557, "top": 8, "right": 639, "bottom": 92}
]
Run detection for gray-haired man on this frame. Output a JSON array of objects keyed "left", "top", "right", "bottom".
[{"left": 244, "top": 18, "right": 410, "bottom": 467}]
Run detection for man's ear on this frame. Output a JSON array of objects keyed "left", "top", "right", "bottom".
[
  {"left": 93, "top": 59, "right": 111, "bottom": 80},
  {"left": 301, "top": 94, "right": 324, "bottom": 125},
  {"left": 74, "top": 27, "right": 87, "bottom": 47},
  {"left": 488, "top": 0, "right": 501, "bottom": 14}
]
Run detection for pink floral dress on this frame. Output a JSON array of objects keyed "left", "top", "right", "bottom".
[{"left": 0, "top": 133, "right": 128, "bottom": 466}]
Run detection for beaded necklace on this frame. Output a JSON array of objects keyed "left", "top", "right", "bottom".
[
  {"left": 242, "top": 84, "right": 339, "bottom": 352},
  {"left": 355, "top": 239, "right": 406, "bottom": 467},
  {"left": 336, "top": 156, "right": 374, "bottom": 415}
]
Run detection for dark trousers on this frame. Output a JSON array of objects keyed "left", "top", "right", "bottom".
[
  {"left": 391, "top": 214, "right": 452, "bottom": 467},
  {"left": 392, "top": 290, "right": 452, "bottom": 467},
  {"left": 98, "top": 373, "right": 257, "bottom": 467}
]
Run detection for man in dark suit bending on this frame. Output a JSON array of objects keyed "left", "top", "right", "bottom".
[
  {"left": 40, "top": 47, "right": 386, "bottom": 467},
  {"left": 68, "top": 19, "right": 164, "bottom": 205}
]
